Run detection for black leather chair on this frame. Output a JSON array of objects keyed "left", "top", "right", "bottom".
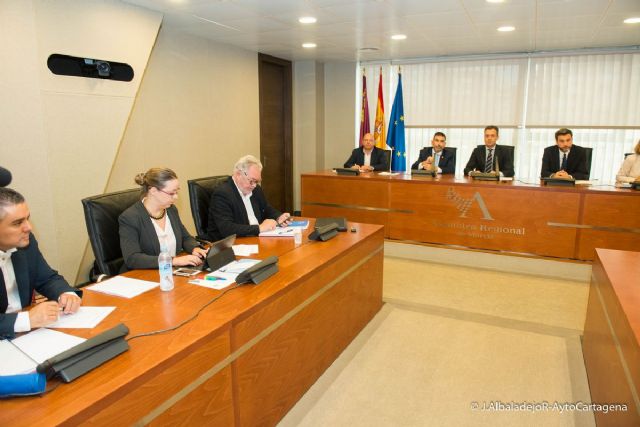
[
  {"left": 82, "top": 188, "right": 140, "bottom": 279},
  {"left": 383, "top": 150, "right": 392, "bottom": 171},
  {"left": 187, "top": 175, "right": 229, "bottom": 241},
  {"left": 584, "top": 147, "right": 593, "bottom": 179}
]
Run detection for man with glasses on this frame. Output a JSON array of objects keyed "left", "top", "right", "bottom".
[{"left": 206, "top": 155, "right": 291, "bottom": 240}]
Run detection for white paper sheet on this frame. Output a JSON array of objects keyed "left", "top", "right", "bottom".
[
  {"left": 46, "top": 306, "right": 116, "bottom": 329},
  {"left": 232, "top": 244, "right": 259, "bottom": 256},
  {"left": 86, "top": 276, "right": 159, "bottom": 298},
  {"left": 217, "top": 258, "right": 261, "bottom": 274},
  {"left": 259, "top": 227, "right": 295, "bottom": 237},
  {"left": 11, "top": 328, "right": 86, "bottom": 364},
  {"left": 0, "top": 340, "right": 37, "bottom": 375},
  {"left": 189, "top": 271, "right": 237, "bottom": 290}
]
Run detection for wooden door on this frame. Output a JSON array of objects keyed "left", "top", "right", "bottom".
[{"left": 258, "top": 53, "right": 293, "bottom": 213}]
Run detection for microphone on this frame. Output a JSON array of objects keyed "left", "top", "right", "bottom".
[{"left": 0, "top": 166, "right": 12, "bottom": 187}]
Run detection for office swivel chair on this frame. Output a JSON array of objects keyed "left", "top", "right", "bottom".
[
  {"left": 383, "top": 150, "right": 392, "bottom": 171},
  {"left": 82, "top": 188, "right": 140, "bottom": 281},
  {"left": 187, "top": 175, "right": 229, "bottom": 241},
  {"left": 584, "top": 147, "right": 593, "bottom": 179}
]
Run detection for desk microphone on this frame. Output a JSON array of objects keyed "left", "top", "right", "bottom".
[{"left": 0, "top": 166, "right": 12, "bottom": 187}]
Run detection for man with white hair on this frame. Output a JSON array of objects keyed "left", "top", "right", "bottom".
[{"left": 206, "top": 155, "right": 291, "bottom": 240}]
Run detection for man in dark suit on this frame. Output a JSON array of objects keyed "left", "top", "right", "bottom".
[
  {"left": 343, "top": 133, "right": 388, "bottom": 172},
  {"left": 206, "top": 155, "right": 291, "bottom": 241},
  {"left": 540, "top": 128, "right": 590, "bottom": 180},
  {"left": 411, "top": 132, "right": 456, "bottom": 174},
  {"left": 463, "top": 125, "right": 515, "bottom": 177},
  {"left": 0, "top": 188, "right": 81, "bottom": 337}
]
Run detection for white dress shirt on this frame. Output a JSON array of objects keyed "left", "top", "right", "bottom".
[
  {"left": 234, "top": 180, "right": 259, "bottom": 225},
  {"left": 1, "top": 248, "right": 31, "bottom": 332},
  {"left": 616, "top": 153, "right": 640, "bottom": 183},
  {"left": 363, "top": 150, "right": 372, "bottom": 167},
  {"left": 151, "top": 214, "right": 177, "bottom": 256}
]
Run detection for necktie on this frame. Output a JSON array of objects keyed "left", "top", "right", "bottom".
[
  {"left": 561, "top": 153, "right": 567, "bottom": 171},
  {"left": 434, "top": 153, "right": 440, "bottom": 168},
  {"left": 485, "top": 149, "right": 493, "bottom": 173}
]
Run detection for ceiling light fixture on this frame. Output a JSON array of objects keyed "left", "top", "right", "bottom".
[
  {"left": 302, "top": 43, "right": 317, "bottom": 48},
  {"left": 497, "top": 26, "right": 515, "bottom": 32},
  {"left": 486, "top": 0, "right": 505, "bottom": 3},
  {"left": 391, "top": 34, "right": 407, "bottom": 40},
  {"left": 298, "top": 16, "right": 317, "bottom": 24},
  {"left": 623, "top": 17, "right": 640, "bottom": 24}
]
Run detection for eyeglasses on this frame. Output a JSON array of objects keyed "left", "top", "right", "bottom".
[
  {"left": 242, "top": 170, "right": 262, "bottom": 186},
  {"left": 158, "top": 188, "right": 179, "bottom": 197}
]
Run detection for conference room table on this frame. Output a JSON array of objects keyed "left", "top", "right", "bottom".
[
  {"left": 301, "top": 171, "right": 640, "bottom": 261},
  {"left": 1, "top": 221, "right": 384, "bottom": 426}
]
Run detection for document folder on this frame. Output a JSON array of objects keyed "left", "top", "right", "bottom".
[{"left": 36, "top": 323, "right": 129, "bottom": 383}]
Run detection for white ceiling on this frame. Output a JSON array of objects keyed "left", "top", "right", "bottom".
[{"left": 123, "top": 0, "right": 640, "bottom": 62}]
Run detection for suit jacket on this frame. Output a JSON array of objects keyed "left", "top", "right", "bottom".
[
  {"left": 206, "top": 177, "right": 282, "bottom": 241},
  {"left": 540, "top": 144, "right": 589, "bottom": 180},
  {"left": 1, "top": 234, "right": 80, "bottom": 338},
  {"left": 119, "top": 201, "right": 199, "bottom": 271},
  {"left": 411, "top": 147, "right": 456, "bottom": 174},
  {"left": 464, "top": 144, "right": 515, "bottom": 177},
  {"left": 343, "top": 146, "right": 388, "bottom": 171}
]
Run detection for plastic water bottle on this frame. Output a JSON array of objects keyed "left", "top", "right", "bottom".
[
  {"left": 294, "top": 228, "right": 302, "bottom": 246},
  {"left": 158, "top": 237, "right": 174, "bottom": 291}
]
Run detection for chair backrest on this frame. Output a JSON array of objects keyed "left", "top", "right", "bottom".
[
  {"left": 624, "top": 152, "right": 633, "bottom": 158},
  {"left": 187, "top": 175, "right": 229, "bottom": 240},
  {"left": 82, "top": 188, "right": 140, "bottom": 277},
  {"left": 584, "top": 147, "right": 593, "bottom": 179},
  {"left": 383, "top": 150, "right": 392, "bottom": 170}
]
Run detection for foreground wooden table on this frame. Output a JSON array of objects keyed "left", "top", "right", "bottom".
[
  {"left": 582, "top": 249, "right": 640, "bottom": 427},
  {"left": 301, "top": 171, "right": 640, "bottom": 260},
  {"left": 1, "top": 222, "right": 384, "bottom": 426}
]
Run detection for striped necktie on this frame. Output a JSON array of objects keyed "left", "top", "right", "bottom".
[{"left": 485, "top": 149, "right": 494, "bottom": 173}]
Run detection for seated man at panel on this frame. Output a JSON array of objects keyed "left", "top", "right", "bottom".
[
  {"left": 410, "top": 131, "right": 456, "bottom": 174},
  {"left": 463, "top": 125, "right": 515, "bottom": 177},
  {"left": 206, "top": 155, "right": 291, "bottom": 241},
  {"left": 540, "top": 128, "right": 590, "bottom": 180},
  {"left": 0, "top": 188, "right": 82, "bottom": 338},
  {"left": 343, "top": 133, "right": 388, "bottom": 172}
]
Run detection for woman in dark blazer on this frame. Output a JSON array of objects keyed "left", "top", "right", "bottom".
[{"left": 119, "top": 168, "right": 208, "bottom": 271}]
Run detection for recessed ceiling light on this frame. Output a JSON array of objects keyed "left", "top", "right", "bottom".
[
  {"left": 391, "top": 34, "right": 407, "bottom": 40},
  {"left": 302, "top": 43, "right": 317, "bottom": 48},
  {"left": 497, "top": 26, "right": 515, "bottom": 32},
  {"left": 298, "top": 16, "right": 317, "bottom": 24},
  {"left": 623, "top": 17, "right": 640, "bottom": 24},
  {"left": 486, "top": 0, "right": 505, "bottom": 3}
]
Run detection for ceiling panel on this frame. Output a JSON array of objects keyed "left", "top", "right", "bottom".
[{"left": 123, "top": 0, "right": 640, "bottom": 61}]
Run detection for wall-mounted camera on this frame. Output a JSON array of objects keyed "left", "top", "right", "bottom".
[{"left": 48, "top": 54, "right": 134, "bottom": 82}]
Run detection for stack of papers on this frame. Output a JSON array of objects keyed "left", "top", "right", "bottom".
[
  {"left": 259, "top": 227, "right": 295, "bottom": 237},
  {"left": 0, "top": 328, "right": 88, "bottom": 376},
  {"left": 87, "top": 276, "right": 158, "bottom": 298}
]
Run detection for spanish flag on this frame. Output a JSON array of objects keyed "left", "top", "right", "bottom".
[
  {"left": 359, "top": 72, "right": 370, "bottom": 145},
  {"left": 373, "top": 67, "right": 386, "bottom": 149}
]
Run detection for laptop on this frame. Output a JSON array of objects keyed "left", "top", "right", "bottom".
[
  {"left": 194, "top": 234, "right": 236, "bottom": 271},
  {"left": 315, "top": 217, "right": 348, "bottom": 232}
]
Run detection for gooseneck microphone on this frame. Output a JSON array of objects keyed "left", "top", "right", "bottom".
[{"left": 0, "top": 166, "right": 12, "bottom": 187}]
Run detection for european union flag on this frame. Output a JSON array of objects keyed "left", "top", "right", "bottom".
[{"left": 386, "top": 73, "right": 406, "bottom": 172}]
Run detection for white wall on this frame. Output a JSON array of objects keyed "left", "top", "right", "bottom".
[{"left": 0, "top": 0, "right": 161, "bottom": 283}]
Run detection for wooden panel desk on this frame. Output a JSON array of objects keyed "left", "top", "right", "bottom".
[
  {"left": 1, "top": 222, "right": 384, "bottom": 427},
  {"left": 301, "top": 171, "right": 640, "bottom": 260},
  {"left": 582, "top": 249, "right": 640, "bottom": 426}
]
